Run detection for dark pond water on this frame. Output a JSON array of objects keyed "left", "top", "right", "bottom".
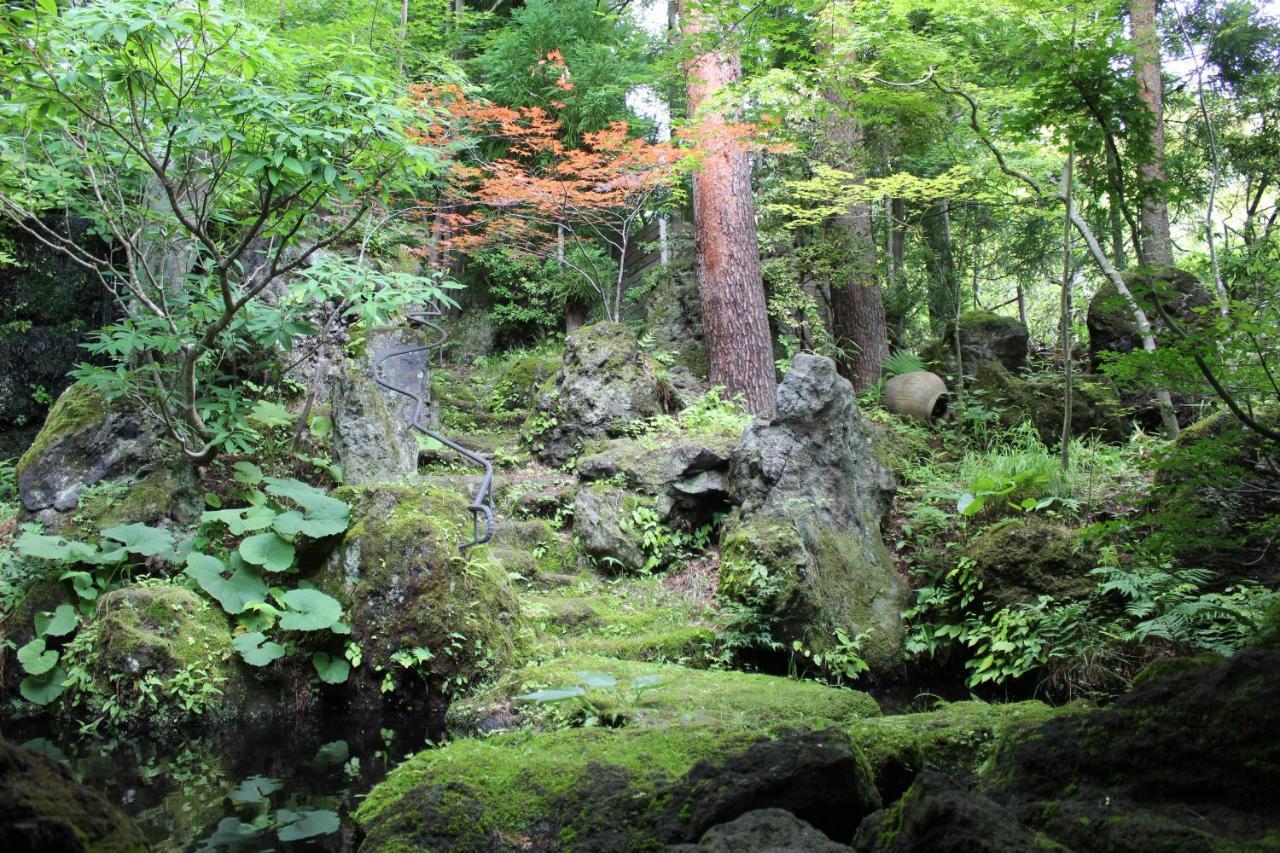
[{"left": 8, "top": 712, "right": 435, "bottom": 852}]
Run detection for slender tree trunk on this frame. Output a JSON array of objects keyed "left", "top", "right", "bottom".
[
  {"left": 885, "top": 196, "right": 908, "bottom": 349},
  {"left": 680, "top": 0, "right": 776, "bottom": 413},
  {"left": 817, "top": 8, "right": 886, "bottom": 391},
  {"left": 923, "top": 199, "right": 958, "bottom": 332},
  {"left": 1132, "top": 0, "right": 1174, "bottom": 266},
  {"left": 1060, "top": 151, "right": 1076, "bottom": 466}
]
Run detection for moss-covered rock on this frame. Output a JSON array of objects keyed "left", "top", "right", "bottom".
[
  {"left": 963, "top": 518, "right": 1091, "bottom": 608},
  {"left": 86, "top": 584, "right": 247, "bottom": 728},
  {"left": 357, "top": 726, "right": 879, "bottom": 852},
  {"left": 572, "top": 483, "right": 652, "bottom": 574},
  {"left": 0, "top": 737, "right": 148, "bottom": 852},
  {"left": 450, "top": 653, "right": 880, "bottom": 734},
  {"left": 1149, "top": 410, "right": 1280, "bottom": 583},
  {"left": 577, "top": 436, "right": 734, "bottom": 530},
  {"left": 525, "top": 322, "right": 666, "bottom": 465},
  {"left": 318, "top": 484, "right": 525, "bottom": 711},
  {"left": 970, "top": 362, "right": 1128, "bottom": 445},
  {"left": 720, "top": 512, "right": 906, "bottom": 674},
  {"left": 845, "top": 700, "right": 1070, "bottom": 802},
  {"left": 16, "top": 382, "right": 200, "bottom": 536},
  {"left": 483, "top": 518, "right": 574, "bottom": 581},
  {"left": 923, "top": 311, "right": 1029, "bottom": 378}
]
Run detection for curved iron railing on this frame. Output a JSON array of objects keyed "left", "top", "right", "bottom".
[{"left": 372, "top": 302, "right": 495, "bottom": 550}]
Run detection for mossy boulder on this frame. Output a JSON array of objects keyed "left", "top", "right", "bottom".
[
  {"left": 88, "top": 584, "right": 247, "bottom": 727},
  {"left": 318, "top": 484, "right": 525, "bottom": 712},
  {"left": 641, "top": 245, "right": 708, "bottom": 376},
  {"left": 1087, "top": 265, "right": 1212, "bottom": 429},
  {"left": 923, "top": 311, "right": 1028, "bottom": 378},
  {"left": 1149, "top": 410, "right": 1280, "bottom": 583},
  {"left": 572, "top": 483, "right": 652, "bottom": 574},
  {"left": 577, "top": 436, "right": 734, "bottom": 529},
  {"left": 331, "top": 326, "right": 425, "bottom": 486},
  {"left": 525, "top": 322, "right": 666, "bottom": 465},
  {"left": 483, "top": 518, "right": 573, "bottom": 581},
  {"left": 963, "top": 518, "right": 1092, "bottom": 607},
  {"left": 357, "top": 726, "right": 880, "bottom": 852},
  {"left": 449, "top": 653, "right": 880, "bottom": 734},
  {"left": 16, "top": 382, "right": 200, "bottom": 535},
  {"left": 845, "top": 700, "right": 1070, "bottom": 802},
  {"left": 720, "top": 512, "right": 906, "bottom": 674},
  {"left": 0, "top": 738, "right": 148, "bottom": 852},
  {"left": 971, "top": 362, "right": 1127, "bottom": 445}
]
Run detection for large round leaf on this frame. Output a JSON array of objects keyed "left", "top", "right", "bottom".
[
  {"left": 278, "top": 589, "right": 343, "bottom": 632},
  {"left": 17, "top": 638, "right": 59, "bottom": 676},
  {"left": 239, "top": 532, "right": 295, "bottom": 572},
  {"left": 311, "top": 652, "right": 350, "bottom": 685},
  {"left": 102, "top": 523, "right": 175, "bottom": 557},
  {"left": 275, "top": 808, "right": 340, "bottom": 842},
  {"left": 232, "top": 631, "right": 286, "bottom": 666},
  {"left": 202, "top": 504, "right": 278, "bottom": 535},
  {"left": 185, "top": 553, "right": 268, "bottom": 615},
  {"left": 20, "top": 667, "right": 66, "bottom": 705},
  {"left": 34, "top": 603, "right": 79, "bottom": 638}
]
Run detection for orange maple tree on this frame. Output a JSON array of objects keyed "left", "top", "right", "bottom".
[{"left": 411, "top": 78, "right": 686, "bottom": 322}]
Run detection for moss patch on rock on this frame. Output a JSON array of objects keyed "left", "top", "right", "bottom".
[
  {"left": 452, "top": 652, "right": 879, "bottom": 734},
  {"left": 963, "top": 518, "right": 1092, "bottom": 607},
  {"left": 320, "top": 484, "right": 526, "bottom": 699},
  {"left": 971, "top": 362, "right": 1127, "bottom": 445}
]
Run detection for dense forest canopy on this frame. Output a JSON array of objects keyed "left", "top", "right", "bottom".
[{"left": 0, "top": 1, "right": 1277, "bottom": 850}]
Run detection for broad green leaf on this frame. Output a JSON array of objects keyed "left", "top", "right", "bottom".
[
  {"left": 185, "top": 553, "right": 267, "bottom": 615},
  {"left": 17, "top": 638, "right": 59, "bottom": 676},
  {"left": 278, "top": 589, "right": 343, "bottom": 632},
  {"left": 308, "top": 415, "right": 332, "bottom": 438},
  {"left": 20, "top": 667, "right": 66, "bottom": 705},
  {"left": 13, "top": 531, "right": 95, "bottom": 562},
  {"left": 102, "top": 523, "right": 175, "bottom": 557},
  {"left": 516, "top": 686, "right": 585, "bottom": 702},
  {"left": 311, "top": 740, "right": 349, "bottom": 768},
  {"left": 233, "top": 631, "right": 286, "bottom": 666},
  {"left": 232, "top": 461, "right": 264, "bottom": 485},
  {"left": 35, "top": 604, "right": 79, "bottom": 638},
  {"left": 203, "top": 504, "right": 278, "bottom": 535},
  {"left": 228, "top": 775, "right": 282, "bottom": 805},
  {"left": 631, "top": 675, "right": 664, "bottom": 689},
  {"left": 311, "top": 652, "right": 350, "bottom": 684},
  {"left": 577, "top": 672, "right": 618, "bottom": 689},
  {"left": 249, "top": 400, "right": 294, "bottom": 428},
  {"left": 239, "top": 532, "right": 295, "bottom": 572},
  {"left": 276, "top": 808, "right": 340, "bottom": 842}
]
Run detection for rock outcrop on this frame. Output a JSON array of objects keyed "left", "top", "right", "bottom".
[
  {"left": 924, "top": 311, "right": 1028, "bottom": 378},
  {"left": 15, "top": 382, "right": 200, "bottom": 535},
  {"left": 971, "top": 362, "right": 1128, "bottom": 445},
  {"left": 0, "top": 738, "right": 148, "bottom": 852},
  {"left": 331, "top": 326, "right": 425, "bottom": 486},
  {"left": 526, "top": 322, "right": 665, "bottom": 465},
  {"left": 723, "top": 354, "right": 906, "bottom": 672},
  {"left": 963, "top": 518, "right": 1092, "bottom": 607}
]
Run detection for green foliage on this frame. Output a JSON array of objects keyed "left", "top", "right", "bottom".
[
  {"left": 515, "top": 669, "right": 665, "bottom": 728},
  {"left": 882, "top": 351, "right": 927, "bottom": 379}
]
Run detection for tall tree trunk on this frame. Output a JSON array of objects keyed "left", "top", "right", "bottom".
[
  {"left": 817, "top": 3, "right": 886, "bottom": 392},
  {"left": 679, "top": 0, "right": 777, "bottom": 413},
  {"left": 1132, "top": 0, "right": 1174, "bottom": 266},
  {"left": 922, "top": 199, "right": 958, "bottom": 332},
  {"left": 885, "top": 196, "right": 908, "bottom": 349}
]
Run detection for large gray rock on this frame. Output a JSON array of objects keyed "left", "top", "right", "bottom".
[
  {"left": 577, "top": 436, "right": 733, "bottom": 526},
  {"left": 526, "top": 322, "right": 664, "bottom": 465},
  {"left": 723, "top": 355, "right": 906, "bottom": 673},
  {"left": 572, "top": 483, "right": 649, "bottom": 574},
  {"left": 689, "top": 809, "right": 852, "bottom": 852},
  {"left": 331, "top": 326, "right": 424, "bottom": 485},
  {"left": 16, "top": 382, "right": 200, "bottom": 534},
  {"left": 923, "top": 311, "right": 1028, "bottom": 378}
]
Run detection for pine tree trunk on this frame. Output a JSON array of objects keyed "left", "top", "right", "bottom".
[
  {"left": 1132, "top": 0, "right": 1174, "bottom": 266},
  {"left": 680, "top": 0, "right": 777, "bottom": 414},
  {"left": 817, "top": 6, "right": 886, "bottom": 392}
]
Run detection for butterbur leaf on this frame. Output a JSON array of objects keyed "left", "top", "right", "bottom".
[
  {"left": 203, "top": 505, "right": 278, "bottom": 535},
  {"left": 516, "top": 687, "right": 585, "bottom": 702},
  {"left": 186, "top": 553, "right": 267, "bottom": 615},
  {"left": 13, "top": 531, "right": 90, "bottom": 562},
  {"left": 101, "top": 523, "right": 174, "bottom": 557},
  {"left": 232, "top": 461, "right": 264, "bottom": 485},
  {"left": 239, "top": 532, "right": 295, "bottom": 572},
  {"left": 311, "top": 652, "right": 350, "bottom": 684},
  {"left": 35, "top": 604, "right": 79, "bottom": 638},
  {"left": 278, "top": 589, "right": 343, "bottom": 631},
  {"left": 276, "top": 808, "right": 340, "bottom": 842},
  {"left": 17, "top": 639, "right": 59, "bottom": 676},
  {"left": 308, "top": 415, "right": 332, "bottom": 438},
  {"left": 577, "top": 672, "right": 617, "bottom": 689},
  {"left": 228, "top": 775, "right": 281, "bottom": 805},
  {"left": 631, "top": 675, "right": 664, "bottom": 690},
  {"left": 263, "top": 478, "right": 349, "bottom": 538},
  {"left": 20, "top": 667, "right": 66, "bottom": 705},
  {"left": 233, "top": 631, "right": 285, "bottom": 666},
  {"left": 312, "top": 740, "right": 349, "bottom": 768}
]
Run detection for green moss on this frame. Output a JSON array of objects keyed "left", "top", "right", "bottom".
[
  {"left": 846, "top": 700, "right": 1073, "bottom": 796},
  {"left": 1130, "top": 653, "right": 1225, "bottom": 688},
  {"left": 323, "top": 484, "right": 526, "bottom": 684},
  {"left": 357, "top": 724, "right": 759, "bottom": 851},
  {"left": 964, "top": 517, "right": 1091, "bottom": 607},
  {"left": 453, "top": 652, "right": 879, "bottom": 733},
  {"left": 15, "top": 382, "right": 107, "bottom": 479}
]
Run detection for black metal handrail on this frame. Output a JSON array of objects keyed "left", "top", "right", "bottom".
[{"left": 372, "top": 302, "right": 495, "bottom": 550}]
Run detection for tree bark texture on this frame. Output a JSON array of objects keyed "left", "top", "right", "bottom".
[
  {"left": 680, "top": 0, "right": 777, "bottom": 414},
  {"left": 817, "top": 4, "right": 887, "bottom": 391},
  {"left": 1131, "top": 0, "right": 1174, "bottom": 265}
]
